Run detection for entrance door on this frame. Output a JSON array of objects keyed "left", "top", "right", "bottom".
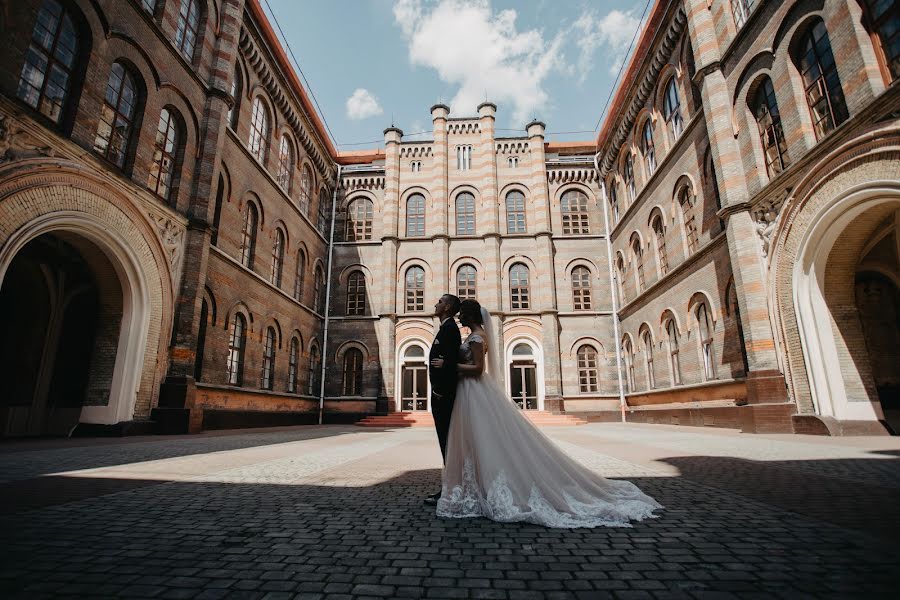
[
  {"left": 399, "top": 344, "right": 429, "bottom": 411},
  {"left": 510, "top": 361, "right": 538, "bottom": 409}
]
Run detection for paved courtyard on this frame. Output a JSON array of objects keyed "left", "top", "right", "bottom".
[{"left": 1, "top": 423, "right": 899, "bottom": 599}]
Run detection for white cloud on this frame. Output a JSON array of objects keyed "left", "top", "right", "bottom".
[
  {"left": 572, "top": 9, "right": 642, "bottom": 81},
  {"left": 345, "top": 88, "right": 384, "bottom": 120},
  {"left": 393, "top": 0, "right": 567, "bottom": 125}
]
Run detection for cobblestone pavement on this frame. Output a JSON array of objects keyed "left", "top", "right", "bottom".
[{"left": 1, "top": 423, "right": 899, "bottom": 599}]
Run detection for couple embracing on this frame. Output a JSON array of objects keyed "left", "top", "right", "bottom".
[{"left": 425, "top": 294, "right": 662, "bottom": 528}]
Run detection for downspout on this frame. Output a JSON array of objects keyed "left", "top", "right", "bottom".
[
  {"left": 318, "top": 164, "right": 342, "bottom": 425},
  {"left": 594, "top": 154, "right": 627, "bottom": 423}
]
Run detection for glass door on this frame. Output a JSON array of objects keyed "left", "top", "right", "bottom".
[
  {"left": 509, "top": 361, "right": 538, "bottom": 410},
  {"left": 401, "top": 363, "right": 428, "bottom": 411}
]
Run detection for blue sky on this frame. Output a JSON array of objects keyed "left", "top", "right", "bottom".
[{"left": 262, "top": 0, "right": 648, "bottom": 150}]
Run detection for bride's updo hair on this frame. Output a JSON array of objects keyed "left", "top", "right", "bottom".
[{"left": 458, "top": 299, "right": 483, "bottom": 328}]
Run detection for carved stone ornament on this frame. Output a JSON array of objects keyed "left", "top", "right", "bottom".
[
  {"left": 149, "top": 211, "right": 186, "bottom": 289},
  {"left": 752, "top": 188, "right": 791, "bottom": 258},
  {"left": 0, "top": 114, "right": 56, "bottom": 164}
]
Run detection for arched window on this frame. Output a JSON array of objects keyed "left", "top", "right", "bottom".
[
  {"left": 194, "top": 299, "right": 208, "bottom": 382},
  {"left": 239, "top": 203, "right": 258, "bottom": 269},
  {"left": 93, "top": 62, "right": 141, "bottom": 169},
  {"left": 226, "top": 313, "right": 246, "bottom": 386},
  {"left": 678, "top": 186, "right": 699, "bottom": 255},
  {"left": 561, "top": 189, "right": 591, "bottom": 235},
  {"left": 300, "top": 165, "right": 313, "bottom": 216},
  {"left": 271, "top": 229, "right": 285, "bottom": 288},
  {"left": 509, "top": 263, "right": 530, "bottom": 310},
  {"left": 294, "top": 249, "right": 306, "bottom": 302},
  {"left": 248, "top": 97, "right": 269, "bottom": 163},
  {"left": 457, "top": 264, "right": 477, "bottom": 301},
  {"left": 406, "top": 194, "right": 426, "bottom": 237},
  {"left": 577, "top": 345, "right": 599, "bottom": 393},
  {"left": 455, "top": 192, "right": 476, "bottom": 236},
  {"left": 651, "top": 214, "right": 668, "bottom": 276},
  {"left": 405, "top": 266, "right": 425, "bottom": 312},
  {"left": 642, "top": 330, "right": 655, "bottom": 389},
  {"left": 622, "top": 337, "right": 635, "bottom": 393},
  {"left": 148, "top": 108, "right": 181, "bottom": 203},
  {"left": 276, "top": 135, "right": 293, "bottom": 192},
  {"left": 346, "top": 270, "right": 367, "bottom": 316},
  {"left": 228, "top": 65, "right": 241, "bottom": 129},
  {"left": 572, "top": 266, "right": 592, "bottom": 310},
  {"left": 731, "top": 0, "right": 754, "bottom": 29},
  {"left": 307, "top": 343, "right": 320, "bottom": 395},
  {"left": 508, "top": 156, "right": 519, "bottom": 168},
  {"left": 607, "top": 180, "right": 620, "bottom": 224},
  {"left": 793, "top": 19, "right": 849, "bottom": 139},
  {"left": 616, "top": 254, "right": 627, "bottom": 305},
  {"left": 506, "top": 191, "right": 526, "bottom": 233},
  {"left": 175, "top": 0, "right": 201, "bottom": 62},
  {"left": 346, "top": 198, "right": 373, "bottom": 241},
  {"left": 342, "top": 348, "right": 364, "bottom": 396},
  {"left": 287, "top": 337, "right": 300, "bottom": 393},
  {"left": 410, "top": 160, "right": 421, "bottom": 172},
  {"left": 751, "top": 77, "right": 790, "bottom": 176},
  {"left": 641, "top": 120, "right": 656, "bottom": 176},
  {"left": 631, "top": 236, "right": 645, "bottom": 293},
  {"left": 456, "top": 145, "right": 472, "bottom": 169},
  {"left": 261, "top": 326, "right": 276, "bottom": 390},
  {"left": 313, "top": 266, "right": 325, "bottom": 313},
  {"left": 665, "top": 318, "right": 681, "bottom": 385},
  {"left": 865, "top": 0, "right": 899, "bottom": 81},
  {"left": 18, "top": 0, "right": 81, "bottom": 125},
  {"left": 696, "top": 302, "right": 716, "bottom": 380},
  {"left": 663, "top": 77, "right": 684, "bottom": 141},
  {"left": 317, "top": 188, "right": 330, "bottom": 235},
  {"left": 623, "top": 155, "right": 636, "bottom": 203}
]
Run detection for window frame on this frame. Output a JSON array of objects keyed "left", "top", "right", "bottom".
[
  {"left": 752, "top": 77, "right": 790, "bottom": 177},
  {"left": 405, "top": 266, "right": 425, "bottom": 312},
  {"left": 346, "top": 198, "right": 374, "bottom": 241},
  {"left": 93, "top": 62, "right": 141, "bottom": 169},
  {"left": 406, "top": 194, "right": 426, "bottom": 237},
  {"left": 342, "top": 348, "right": 364, "bottom": 396},
  {"left": 560, "top": 189, "right": 591, "bottom": 235},
  {"left": 505, "top": 190, "right": 527, "bottom": 234},
  {"left": 271, "top": 228, "right": 285, "bottom": 288},
  {"left": 275, "top": 135, "right": 293, "bottom": 193},
  {"left": 576, "top": 345, "right": 599, "bottom": 393},
  {"left": 457, "top": 264, "right": 477, "bottom": 301},
  {"left": 174, "top": 0, "right": 201, "bottom": 63},
  {"left": 663, "top": 77, "right": 684, "bottom": 141},
  {"left": 147, "top": 107, "right": 180, "bottom": 203},
  {"left": 509, "top": 263, "right": 531, "bottom": 310},
  {"left": 455, "top": 192, "right": 476, "bottom": 236},
  {"left": 226, "top": 313, "right": 247, "bottom": 386},
  {"left": 346, "top": 270, "right": 367, "bottom": 316},
  {"left": 261, "top": 326, "right": 276, "bottom": 390},
  {"left": 571, "top": 265, "right": 593, "bottom": 311},
  {"left": 287, "top": 337, "right": 300, "bottom": 394},
  {"left": 794, "top": 19, "right": 849, "bottom": 140},
  {"left": 239, "top": 203, "right": 258, "bottom": 269},
  {"left": 248, "top": 96, "right": 269, "bottom": 164}
]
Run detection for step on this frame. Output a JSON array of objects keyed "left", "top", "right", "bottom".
[{"left": 355, "top": 411, "right": 587, "bottom": 427}]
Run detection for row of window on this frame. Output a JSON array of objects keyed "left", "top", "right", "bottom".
[{"left": 140, "top": 0, "right": 204, "bottom": 64}]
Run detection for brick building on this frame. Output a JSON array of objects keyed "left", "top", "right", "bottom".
[{"left": 0, "top": 0, "right": 897, "bottom": 437}]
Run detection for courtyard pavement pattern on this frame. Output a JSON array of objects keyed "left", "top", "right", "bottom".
[{"left": 1, "top": 423, "right": 899, "bottom": 599}]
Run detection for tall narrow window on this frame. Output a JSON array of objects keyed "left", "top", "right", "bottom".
[
  {"left": 271, "top": 229, "right": 285, "bottom": 288},
  {"left": 346, "top": 270, "right": 367, "bottom": 316},
  {"left": 509, "top": 264, "right": 530, "bottom": 310},
  {"left": 679, "top": 186, "right": 699, "bottom": 255},
  {"left": 307, "top": 344, "right": 320, "bottom": 395},
  {"left": 346, "top": 198, "right": 373, "bottom": 241},
  {"left": 147, "top": 108, "right": 180, "bottom": 202},
  {"left": 508, "top": 156, "right": 519, "bottom": 168},
  {"left": 455, "top": 192, "right": 476, "bottom": 235},
  {"left": 300, "top": 165, "right": 313, "bottom": 216},
  {"left": 561, "top": 190, "right": 591, "bottom": 235},
  {"left": 175, "top": 0, "right": 201, "bottom": 62},
  {"left": 228, "top": 66, "right": 241, "bottom": 129},
  {"left": 240, "top": 204, "right": 258, "bottom": 269},
  {"left": 642, "top": 330, "right": 655, "bottom": 389},
  {"left": 317, "top": 188, "right": 330, "bottom": 235},
  {"left": 405, "top": 266, "right": 425, "bottom": 312},
  {"left": 641, "top": 120, "right": 656, "bottom": 176},
  {"left": 663, "top": 77, "right": 684, "bottom": 141},
  {"left": 17, "top": 0, "right": 80, "bottom": 125},
  {"left": 410, "top": 160, "right": 421, "bottom": 172},
  {"left": 622, "top": 337, "right": 635, "bottom": 393},
  {"left": 865, "top": 0, "right": 899, "bottom": 80},
  {"left": 577, "top": 345, "right": 599, "bottom": 393},
  {"left": 624, "top": 155, "right": 636, "bottom": 203},
  {"left": 608, "top": 181, "right": 620, "bottom": 224},
  {"left": 194, "top": 299, "right": 208, "bottom": 382},
  {"left": 342, "top": 348, "right": 364, "bottom": 396},
  {"left": 457, "top": 265, "right": 477, "bottom": 301},
  {"left": 752, "top": 77, "right": 790, "bottom": 176},
  {"left": 572, "top": 266, "right": 592, "bottom": 310},
  {"left": 287, "top": 337, "right": 299, "bottom": 393},
  {"left": 632, "top": 236, "right": 645, "bottom": 293},
  {"left": 94, "top": 62, "right": 140, "bottom": 169},
  {"left": 248, "top": 97, "right": 269, "bottom": 163},
  {"left": 506, "top": 191, "right": 526, "bottom": 233},
  {"left": 794, "top": 20, "right": 849, "bottom": 139},
  {"left": 616, "top": 255, "right": 627, "bottom": 305},
  {"left": 276, "top": 135, "right": 293, "bottom": 192},
  {"left": 456, "top": 145, "right": 472, "bottom": 169},
  {"left": 294, "top": 249, "right": 306, "bottom": 302},
  {"left": 731, "top": 0, "right": 755, "bottom": 29},
  {"left": 226, "top": 314, "right": 246, "bottom": 386},
  {"left": 666, "top": 319, "right": 681, "bottom": 385},
  {"left": 261, "top": 327, "right": 276, "bottom": 390},
  {"left": 652, "top": 215, "right": 668, "bottom": 276},
  {"left": 406, "top": 194, "right": 426, "bottom": 237},
  {"left": 696, "top": 302, "right": 716, "bottom": 380},
  {"left": 314, "top": 267, "right": 325, "bottom": 313}
]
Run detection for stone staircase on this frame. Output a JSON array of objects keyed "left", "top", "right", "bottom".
[{"left": 355, "top": 411, "right": 587, "bottom": 428}]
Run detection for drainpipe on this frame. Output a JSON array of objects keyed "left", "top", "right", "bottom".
[
  {"left": 594, "top": 154, "right": 627, "bottom": 423},
  {"left": 318, "top": 164, "right": 342, "bottom": 425}
]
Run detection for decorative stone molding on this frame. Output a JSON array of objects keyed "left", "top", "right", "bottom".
[
  {"left": 400, "top": 146, "right": 432, "bottom": 158},
  {"left": 148, "top": 210, "right": 186, "bottom": 289},
  {"left": 752, "top": 188, "right": 791, "bottom": 258},
  {"left": 342, "top": 176, "right": 385, "bottom": 191},
  {"left": 0, "top": 114, "right": 56, "bottom": 164},
  {"left": 547, "top": 168, "right": 598, "bottom": 185},
  {"left": 448, "top": 121, "right": 480, "bottom": 134},
  {"left": 496, "top": 141, "right": 530, "bottom": 155}
]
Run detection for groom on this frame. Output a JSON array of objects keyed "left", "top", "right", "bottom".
[{"left": 424, "top": 293, "right": 461, "bottom": 506}]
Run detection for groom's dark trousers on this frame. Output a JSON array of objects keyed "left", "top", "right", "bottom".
[{"left": 429, "top": 317, "right": 462, "bottom": 464}]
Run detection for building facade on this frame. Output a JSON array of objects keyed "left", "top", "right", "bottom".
[{"left": 0, "top": 0, "right": 897, "bottom": 437}]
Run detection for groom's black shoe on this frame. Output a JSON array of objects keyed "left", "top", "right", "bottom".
[{"left": 424, "top": 491, "right": 441, "bottom": 506}]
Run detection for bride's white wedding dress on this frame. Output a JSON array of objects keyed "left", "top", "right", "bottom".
[{"left": 437, "top": 332, "right": 662, "bottom": 528}]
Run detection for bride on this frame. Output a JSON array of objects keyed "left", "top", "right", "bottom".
[{"left": 431, "top": 299, "right": 662, "bottom": 528}]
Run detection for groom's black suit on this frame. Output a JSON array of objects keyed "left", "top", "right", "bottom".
[{"left": 429, "top": 317, "right": 461, "bottom": 464}]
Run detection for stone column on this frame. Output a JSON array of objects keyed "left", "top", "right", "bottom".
[
  {"left": 431, "top": 104, "right": 450, "bottom": 237},
  {"left": 380, "top": 127, "right": 402, "bottom": 413}
]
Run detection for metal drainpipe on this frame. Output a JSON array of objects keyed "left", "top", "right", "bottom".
[
  {"left": 318, "top": 164, "right": 342, "bottom": 425},
  {"left": 594, "top": 154, "right": 627, "bottom": 423}
]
